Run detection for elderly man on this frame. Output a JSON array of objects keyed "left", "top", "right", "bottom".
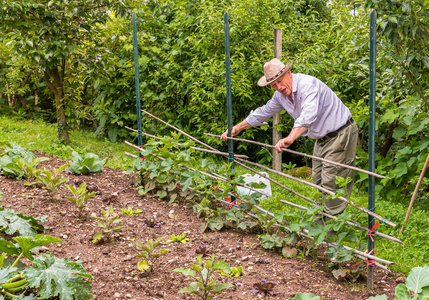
[{"left": 221, "top": 58, "right": 358, "bottom": 216}]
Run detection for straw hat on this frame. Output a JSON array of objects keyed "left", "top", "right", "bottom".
[{"left": 257, "top": 58, "right": 293, "bottom": 87}]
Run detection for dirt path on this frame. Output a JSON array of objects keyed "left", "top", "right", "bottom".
[{"left": 0, "top": 152, "right": 399, "bottom": 299}]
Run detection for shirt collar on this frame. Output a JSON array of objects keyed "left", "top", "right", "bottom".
[{"left": 292, "top": 73, "right": 297, "bottom": 93}]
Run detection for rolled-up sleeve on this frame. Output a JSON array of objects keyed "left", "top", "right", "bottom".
[
  {"left": 293, "top": 82, "right": 319, "bottom": 130},
  {"left": 245, "top": 96, "right": 284, "bottom": 127}
]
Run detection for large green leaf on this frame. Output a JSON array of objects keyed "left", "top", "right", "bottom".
[
  {"left": 13, "top": 235, "right": 62, "bottom": 261},
  {"left": 212, "top": 260, "right": 230, "bottom": 273},
  {"left": 0, "top": 239, "right": 20, "bottom": 256},
  {"left": 406, "top": 266, "right": 429, "bottom": 294},
  {"left": 0, "top": 207, "right": 45, "bottom": 237},
  {"left": 0, "top": 267, "right": 18, "bottom": 284},
  {"left": 368, "top": 295, "right": 388, "bottom": 300},
  {"left": 212, "top": 282, "right": 233, "bottom": 294},
  {"left": 173, "top": 267, "right": 195, "bottom": 277},
  {"left": 24, "top": 254, "right": 94, "bottom": 300},
  {"left": 178, "top": 282, "right": 201, "bottom": 296},
  {"left": 290, "top": 293, "right": 321, "bottom": 299},
  {"left": 394, "top": 284, "right": 411, "bottom": 300}
]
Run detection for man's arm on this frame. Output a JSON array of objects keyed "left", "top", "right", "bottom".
[
  {"left": 274, "top": 126, "right": 308, "bottom": 153},
  {"left": 221, "top": 119, "right": 252, "bottom": 141}
]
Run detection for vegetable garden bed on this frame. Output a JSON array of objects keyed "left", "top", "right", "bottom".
[{"left": 0, "top": 151, "right": 400, "bottom": 299}]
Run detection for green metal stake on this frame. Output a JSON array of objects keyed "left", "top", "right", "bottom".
[
  {"left": 368, "top": 9, "right": 377, "bottom": 290},
  {"left": 224, "top": 12, "right": 235, "bottom": 202},
  {"left": 132, "top": 13, "right": 143, "bottom": 151}
]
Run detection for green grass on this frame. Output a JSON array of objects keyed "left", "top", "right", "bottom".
[
  {"left": 1, "top": 115, "right": 427, "bottom": 274},
  {"left": 0, "top": 116, "right": 134, "bottom": 170}
]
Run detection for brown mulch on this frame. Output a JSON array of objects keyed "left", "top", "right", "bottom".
[{"left": 0, "top": 151, "right": 400, "bottom": 300}]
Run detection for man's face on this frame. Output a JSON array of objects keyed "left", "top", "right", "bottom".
[{"left": 269, "top": 71, "right": 292, "bottom": 96}]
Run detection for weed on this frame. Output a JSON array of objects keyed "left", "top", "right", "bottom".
[
  {"left": 65, "top": 182, "right": 97, "bottom": 217},
  {"left": 134, "top": 237, "right": 170, "bottom": 276},
  {"left": 36, "top": 163, "right": 69, "bottom": 200},
  {"left": 92, "top": 206, "right": 124, "bottom": 243},
  {"left": 173, "top": 254, "right": 233, "bottom": 300}
]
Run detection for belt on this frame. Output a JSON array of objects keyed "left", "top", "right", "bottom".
[{"left": 318, "top": 118, "right": 354, "bottom": 142}]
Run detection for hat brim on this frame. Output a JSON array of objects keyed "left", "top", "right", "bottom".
[{"left": 257, "top": 60, "right": 293, "bottom": 87}]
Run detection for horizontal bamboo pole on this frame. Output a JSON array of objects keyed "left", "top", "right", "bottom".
[
  {"left": 125, "top": 126, "right": 248, "bottom": 159},
  {"left": 205, "top": 133, "right": 390, "bottom": 180},
  {"left": 141, "top": 109, "right": 217, "bottom": 151},
  {"left": 234, "top": 156, "right": 396, "bottom": 227},
  {"left": 281, "top": 200, "right": 403, "bottom": 245},
  {"left": 126, "top": 143, "right": 395, "bottom": 268},
  {"left": 233, "top": 157, "right": 396, "bottom": 227},
  {"left": 218, "top": 189, "right": 396, "bottom": 267},
  {"left": 218, "top": 197, "right": 390, "bottom": 271},
  {"left": 134, "top": 113, "right": 395, "bottom": 227}
]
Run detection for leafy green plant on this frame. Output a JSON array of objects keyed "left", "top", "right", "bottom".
[
  {"left": 0, "top": 206, "right": 46, "bottom": 237},
  {"left": 173, "top": 254, "right": 233, "bottom": 300},
  {"left": 289, "top": 293, "right": 320, "bottom": 300},
  {"left": 91, "top": 206, "right": 124, "bottom": 243},
  {"left": 65, "top": 182, "right": 97, "bottom": 216},
  {"left": 0, "top": 234, "right": 93, "bottom": 299},
  {"left": 121, "top": 207, "right": 142, "bottom": 215},
  {"left": 369, "top": 266, "right": 429, "bottom": 300},
  {"left": 166, "top": 233, "right": 190, "bottom": 243},
  {"left": 66, "top": 151, "right": 107, "bottom": 174},
  {"left": 220, "top": 266, "right": 244, "bottom": 278},
  {"left": 134, "top": 237, "right": 170, "bottom": 276},
  {"left": 0, "top": 153, "right": 49, "bottom": 184},
  {"left": 36, "top": 164, "right": 69, "bottom": 200}
]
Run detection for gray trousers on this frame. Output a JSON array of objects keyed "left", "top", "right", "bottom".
[{"left": 312, "top": 122, "right": 358, "bottom": 215}]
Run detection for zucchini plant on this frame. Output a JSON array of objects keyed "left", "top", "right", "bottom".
[{"left": 0, "top": 234, "right": 93, "bottom": 299}]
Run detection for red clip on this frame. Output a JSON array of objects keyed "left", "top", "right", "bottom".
[
  {"left": 349, "top": 249, "right": 378, "bottom": 269},
  {"left": 228, "top": 200, "right": 237, "bottom": 208},
  {"left": 367, "top": 222, "right": 379, "bottom": 243}
]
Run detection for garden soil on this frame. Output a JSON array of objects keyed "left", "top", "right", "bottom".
[{"left": 0, "top": 151, "right": 401, "bottom": 300}]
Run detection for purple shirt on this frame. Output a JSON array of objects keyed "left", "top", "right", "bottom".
[{"left": 246, "top": 73, "right": 352, "bottom": 139}]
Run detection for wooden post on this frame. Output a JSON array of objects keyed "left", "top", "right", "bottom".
[
  {"left": 400, "top": 153, "right": 429, "bottom": 234},
  {"left": 272, "top": 29, "right": 282, "bottom": 171}
]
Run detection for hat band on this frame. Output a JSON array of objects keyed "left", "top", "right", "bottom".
[{"left": 266, "top": 66, "right": 287, "bottom": 83}]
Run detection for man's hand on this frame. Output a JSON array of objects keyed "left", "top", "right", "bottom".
[
  {"left": 220, "top": 120, "right": 252, "bottom": 141},
  {"left": 274, "top": 126, "right": 308, "bottom": 153},
  {"left": 275, "top": 137, "right": 294, "bottom": 153},
  {"left": 221, "top": 127, "right": 239, "bottom": 141}
]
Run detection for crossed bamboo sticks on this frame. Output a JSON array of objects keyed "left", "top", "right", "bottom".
[
  {"left": 138, "top": 109, "right": 396, "bottom": 227},
  {"left": 124, "top": 142, "right": 397, "bottom": 268}
]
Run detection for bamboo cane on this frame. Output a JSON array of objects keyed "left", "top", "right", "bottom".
[
  {"left": 125, "top": 126, "right": 248, "bottom": 158},
  {"left": 141, "top": 109, "right": 217, "bottom": 151},
  {"left": 400, "top": 153, "right": 429, "bottom": 235},
  {"left": 205, "top": 133, "right": 390, "bottom": 180},
  {"left": 281, "top": 200, "right": 403, "bottom": 245},
  {"left": 233, "top": 157, "right": 396, "bottom": 227},
  {"left": 133, "top": 113, "right": 394, "bottom": 226},
  {"left": 220, "top": 189, "right": 396, "bottom": 267},
  {"left": 126, "top": 143, "right": 395, "bottom": 268},
  {"left": 218, "top": 198, "right": 390, "bottom": 270}
]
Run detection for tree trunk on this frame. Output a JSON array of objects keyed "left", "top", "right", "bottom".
[
  {"left": 380, "top": 121, "right": 396, "bottom": 157},
  {"left": 44, "top": 65, "right": 70, "bottom": 144}
]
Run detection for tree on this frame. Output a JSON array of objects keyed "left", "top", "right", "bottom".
[{"left": 0, "top": 0, "right": 131, "bottom": 144}]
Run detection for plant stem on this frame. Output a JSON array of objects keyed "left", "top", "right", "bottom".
[{"left": 10, "top": 253, "right": 24, "bottom": 269}]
